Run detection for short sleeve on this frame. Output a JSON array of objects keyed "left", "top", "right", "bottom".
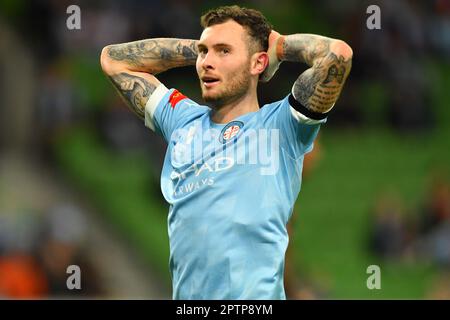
[
  {"left": 144, "top": 83, "right": 209, "bottom": 142},
  {"left": 274, "top": 95, "right": 327, "bottom": 159}
]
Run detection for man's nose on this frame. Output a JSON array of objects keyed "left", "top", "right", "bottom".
[{"left": 201, "top": 53, "right": 215, "bottom": 70}]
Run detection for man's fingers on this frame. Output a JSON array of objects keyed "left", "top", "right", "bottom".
[{"left": 260, "top": 32, "right": 282, "bottom": 82}]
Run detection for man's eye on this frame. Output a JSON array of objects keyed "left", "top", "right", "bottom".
[{"left": 221, "top": 49, "right": 230, "bottom": 54}]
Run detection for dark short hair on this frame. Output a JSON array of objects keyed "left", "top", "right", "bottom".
[{"left": 200, "top": 5, "right": 272, "bottom": 53}]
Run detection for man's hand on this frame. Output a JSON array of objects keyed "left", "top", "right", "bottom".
[{"left": 260, "top": 30, "right": 283, "bottom": 83}]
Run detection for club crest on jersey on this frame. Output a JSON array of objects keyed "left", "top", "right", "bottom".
[{"left": 219, "top": 121, "right": 243, "bottom": 143}]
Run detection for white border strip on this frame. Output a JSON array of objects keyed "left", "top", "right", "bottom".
[
  {"left": 290, "top": 107, "right": 327, "bottom": 125},
  {"left": 145, "top": 83, "right": 169, "bottom": 131}
]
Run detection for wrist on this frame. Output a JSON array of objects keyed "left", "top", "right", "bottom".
[{"left": 275, "top": 35, "right": 286, "bottom": 61}]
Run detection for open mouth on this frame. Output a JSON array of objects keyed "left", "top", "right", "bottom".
[{"left": 202, "top": 76, "right": 220, "bottom": 88}]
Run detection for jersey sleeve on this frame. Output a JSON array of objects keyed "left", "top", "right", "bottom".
[
  {"left": 144, "top": 83, "right": 209, "bottom": 142},
  {"left": 274, "top": 93, "right": 327, "bottom": 159}
]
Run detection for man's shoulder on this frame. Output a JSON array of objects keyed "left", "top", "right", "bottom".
[
  {"left": 165, "top": 88, "right": 210, "bottom": 110},
  {"left": 259, "top": 95, "right": 290, "bottom": 116}
]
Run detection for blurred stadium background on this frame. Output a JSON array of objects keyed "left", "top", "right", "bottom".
[{"left": 0, "top": 0, "right": 449, "bottom": 299}]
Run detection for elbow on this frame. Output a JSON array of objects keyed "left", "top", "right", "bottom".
[
  {"left": 100, "top": 45, "right": 115, "bottom": 75},
  {"left": 330, "top": 40, "right": 353, "bottom": 61}
]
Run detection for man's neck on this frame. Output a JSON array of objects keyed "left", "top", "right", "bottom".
[{"left": 211, "top": 91, "right": 260, "bottom": 124}]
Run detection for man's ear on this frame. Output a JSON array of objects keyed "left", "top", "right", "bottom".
[{"left": 250, "top": 52, "right": 269, "bottom": 76}]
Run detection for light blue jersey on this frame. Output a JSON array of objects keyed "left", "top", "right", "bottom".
[{"left": 144, "top": 84, "right": 325, "bottom": 299}]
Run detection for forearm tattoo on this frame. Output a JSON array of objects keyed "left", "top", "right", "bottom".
[
  {"left": 280, "top": 34, "right": 352, "bottom": 113},
  {"left": 107, "top": 39, "right": 198, "bottom": 74},
  {"left": 108, "top": 72, "right": 156, "bottom": 120}
]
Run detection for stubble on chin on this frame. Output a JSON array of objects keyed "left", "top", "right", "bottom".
[{"left": 201, "top": 73, "right": 251, "bottom": 108}]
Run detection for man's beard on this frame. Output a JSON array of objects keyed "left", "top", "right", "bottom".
[{"left": 201, "top": 69, "right": 251, "bottom": 109}]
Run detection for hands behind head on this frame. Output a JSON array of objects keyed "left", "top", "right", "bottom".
[{"left": 259, "top": 30, "right": 283, "bottom": 83}]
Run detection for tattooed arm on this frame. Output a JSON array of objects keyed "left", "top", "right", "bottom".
[
  {"left": 100, "top": 39, "right": 198, "bottom": 119},
  {"left": 263, "top": 32, "right": 352, "bottom": 115}
]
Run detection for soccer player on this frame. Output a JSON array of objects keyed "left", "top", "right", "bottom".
[{"left": 100, "top": 5, "right": 352, "bottom": 299}]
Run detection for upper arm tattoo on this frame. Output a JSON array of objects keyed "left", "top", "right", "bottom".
[
  {"left": 104, "top": 39, "right": 197, "bottom": 119},
  {"left": 280, "top": 34, "right": 352, "bottom": 113},
  {"left": 293, "top": 52, "right": 351, "bottom": 113},
  {"left": 108, "top": 72, "right": 156, "bottom": 120}
]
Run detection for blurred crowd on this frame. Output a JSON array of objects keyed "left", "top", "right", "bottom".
[
  {"left": 369, "top": 173, "right": 450, "bottom": 265},
  {"left": 368, "top": 170, "right": 450, "bottom": 298},
  {"left": 328, "top": 0, "right": 449, "bottom": 131},
  {"left": 0, "top": 203, "right": 103, "bottom": 298}
]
